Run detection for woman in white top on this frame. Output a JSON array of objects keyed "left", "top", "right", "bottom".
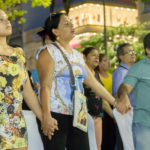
[{"left": 36, "top": 12, "right": 116, "bottom": 150}]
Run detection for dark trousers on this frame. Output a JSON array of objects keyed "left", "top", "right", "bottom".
[
  {"left": 115, "top": 125, "right": 124, "bottom": 150},
  {"left": 37, "top": 112, "right": 90, "bottom": 150},
  {"left": 102, "top": 112, "right": 116, "bottom": 150}
]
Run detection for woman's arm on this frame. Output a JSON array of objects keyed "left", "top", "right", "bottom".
[
  {"left": 37, "top": 48, "right": 58, "bottom": 139},
  {"left": 23, "top": 74, "right": 42, "bottom": 121},
  {"left": 102, "top": 100, "right": 114, "bottom": 118},
  {"left": 84, "top": 65, "right": 115, "bottom": 106}
]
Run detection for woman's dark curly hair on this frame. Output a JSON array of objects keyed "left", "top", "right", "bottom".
[{"left": 37, "top": 13, "right": 65, "bottom": 44}]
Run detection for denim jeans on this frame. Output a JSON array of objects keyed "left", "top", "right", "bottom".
[{"left": 132, "top": 123, "right": 150, "bottom": 150}]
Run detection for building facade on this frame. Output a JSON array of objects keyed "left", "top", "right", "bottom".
[
  {"left": 137, "top": 0, "right": 150, "bottom": 23},
  {"left": 11, "top": 0, "right": 137, "bottom": 70}
]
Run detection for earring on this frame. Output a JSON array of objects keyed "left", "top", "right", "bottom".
[{"left": 56, "top": 36, "right": 60, "bottom": 41}]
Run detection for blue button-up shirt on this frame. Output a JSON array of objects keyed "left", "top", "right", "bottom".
[{"left": 112, "top": 63, "right": 135, "bottom": 106}]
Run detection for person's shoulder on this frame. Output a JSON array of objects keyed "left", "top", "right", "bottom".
[
  {"left": 47, "top": 43, "right": 58, "bottom": 50},
  {"left": 11, "top": 47, "right": 26, "bottom": 63},
  {"left": 36, "top": 44, "right": 56, "bottom": 59},
  {"left": 127, "top": 61, "right": 143, "bottom": 76},
  {"left": 73, "top": 49, "right": 81, "bottom": 54},
  {"left": 114, "top": 64, "right": 129, "bottom": 72},
  {"left": 13, "top": 47, "right": 26, "bottom": 61},
  {"left": 14, "top": 47, "right": 24, "bottom": 54},
  {"left": 36, "top": 45, "right": 47, "bottom": 59},
  {"left": 73, "top": 49, "right": 85, "bottom": 64},
  {"left": 113, "top": 66, "right": 120, "bottom": 74},
  {"left": 140, "top": 56, "right": 150, "bottom": 65},
  {"left": 131, "top": 58, "right": 144, "bottom": 70},
  {"left": 73, "top": 49, "right": 84, "bottom": 59},
  {"left": 14, "top": 47, "right": 23, "bottom": 51},
  {"left": 112, "top": 66, "right": 125, "bottom": 79}
]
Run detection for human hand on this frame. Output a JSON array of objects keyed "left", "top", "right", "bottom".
[
  {"left": 41, "top": 113, "right": 58, "bottom": 140},
  {"left": 47, "top": 117, "right": 58, "bottom": 140},
  {"left": 116, "top": 95, "right": 131, "bottom": 114}
]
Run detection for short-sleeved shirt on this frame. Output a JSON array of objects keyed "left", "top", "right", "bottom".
[
  {"left": 123, "top": 56, "right": 150, "bottom": 127},
  {"left": 37, "top": 43, "right": 87, "bottom": 115},
  {"left": 113, "top": 63, "right": 135, "bottom": 106}
]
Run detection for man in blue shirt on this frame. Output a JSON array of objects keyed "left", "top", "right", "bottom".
[
  {"left": 113, "top": 43, "right": 136, "bottom": 106},
  {"left": 112, "top": 43, "right": 136, "bottom": 150},
  {"left": 117, "top": 33, "right": 150, "bottom": 150}
]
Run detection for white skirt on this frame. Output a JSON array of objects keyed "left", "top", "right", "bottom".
[
  {"left": 113, "top": 108, "right": 134, "bottom": 150},
  {"left": 87, "top": 113, "right": 98, "bottom": 150},
  {"left": 22, "top": 110, "right": 44, "bottom": 150}
]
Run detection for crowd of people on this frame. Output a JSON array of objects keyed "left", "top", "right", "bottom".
[{"left": 0, "top": 9, "right": 150, "bottom": 150}]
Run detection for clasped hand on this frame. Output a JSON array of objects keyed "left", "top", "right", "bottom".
[
  {"left": 41, "top": 113, "right": 58, "bottom": 140},
  {"left": 116, "top": 97, "right": 132, "bottom": 114}
]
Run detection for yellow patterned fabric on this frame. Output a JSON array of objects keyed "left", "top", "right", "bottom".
[{"left": 0, "top": 48, "right": 28, "bottom": 149}]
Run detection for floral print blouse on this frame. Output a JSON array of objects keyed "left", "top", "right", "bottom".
[
  {"left": 37, "top": 43, "right": 87, "bottom": 115},
  {"left": 0, "top": 48, "right": 27, "bottom": 149}
]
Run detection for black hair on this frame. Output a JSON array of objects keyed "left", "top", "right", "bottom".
[
  {"left": 9, "top": 44, "right": 21, "bottom": 48},
  {"left": 143, "top": 33, "right": 150, "bottom": 56},
  {"left": 117, "top": 43, "right": 131, "bottom": 63},
  {"left": 94, "top": 53, "right": 106, "bottom": 71},
  {"left": 82, "top": 47, "right": 97, "bottom": 57},
  {"left": 37, "top": 13, "right": 65, "bottom": 44},
  {"left": 99, "top": 54, "right": 106, "bottom": 62}
]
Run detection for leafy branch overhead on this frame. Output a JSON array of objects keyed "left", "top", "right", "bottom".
[
  {"left": 50, "top": 0, "right": 74, "bottom": 14},
  {"left": 133, "top": 0, "right": 150, "bottom": 2},
  {"left": 62, "top": 0, "right": 74, "bottom": 14},
  {"left": 0, "top": 0, "right": 52, "bottom": 24},
  {"left": 77, "top": 22, "right": 150, "bottom": 72}
]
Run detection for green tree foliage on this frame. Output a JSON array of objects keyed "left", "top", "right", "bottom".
[
  {"left": 133, "top": 0, "right": 150, "bottom": 2},
  {"left": 0, "top": 0, "right": 52, "bottom": 24},
  {"left": 62, "top": 0, "right": 74, "bottom": 14},
  {"left": 50, "top": 0, "right": 55, "bottom": 13},
  {"left": 77, "top": 23, "right": 150, "bottom": 72},
  {"left": 50, "top": 0, "right": 74, "bottom": 14}
]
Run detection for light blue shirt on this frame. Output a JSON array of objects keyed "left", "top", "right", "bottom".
[
  {"left": 112, "top": 63, "right": 135, "bottom": 106},
  {"left": 124, "top": 56, "right": 150, "bottom": 127}
]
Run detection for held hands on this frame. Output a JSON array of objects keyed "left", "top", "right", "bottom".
[
  {"left": 41, "top": 113, "right": 58, "bottom": 140},
  {"left": 115, "top": 95, "right": 132, "bottom": 114}
]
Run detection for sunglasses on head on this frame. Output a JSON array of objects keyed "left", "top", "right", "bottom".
[{"left": 49, "top": 13, "right": 56, "bottom": 21}]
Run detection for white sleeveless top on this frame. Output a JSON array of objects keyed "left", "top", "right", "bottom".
[{"left": 37, "top": 43, "right": 87, "bottom": 115}]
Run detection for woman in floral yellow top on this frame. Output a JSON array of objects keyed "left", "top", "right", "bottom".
[{"left": 0, "top": 9, "right": 45, "bottom": 150}]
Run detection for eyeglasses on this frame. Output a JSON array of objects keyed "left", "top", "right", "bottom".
[{"left": 123, "top": 50, "right": 136, "bottom": 55}]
